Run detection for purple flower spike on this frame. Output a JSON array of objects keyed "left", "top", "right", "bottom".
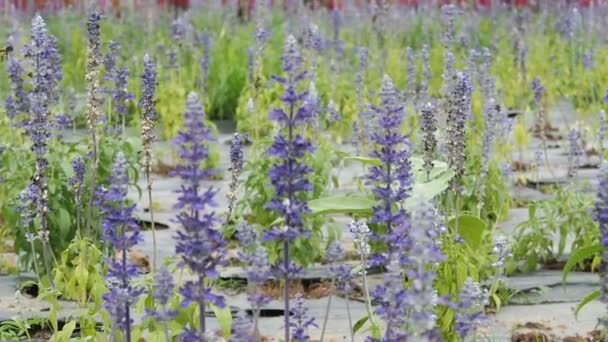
[
  {"left": 366, "top": 75, "right": 413, "bottom": 255},
  {"left": 100, "top": 152, "right": 144, "bottom": 340},
  {"left": 265, "top": 34, "right": 316, "bottom": 342},
  {"left": 171, "top": 92, "right": 227, "bottom": 339},
  {"left": 290, "top": 293, "right": 318, "bottom": 342}
]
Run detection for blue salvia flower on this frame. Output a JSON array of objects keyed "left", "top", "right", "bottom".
[
  {"left": 200, "top": 29, "right": 211, "bottom": 96},
  {"left": 100, "top": 152, "right": 144, "bottom": 341},
  {"left": 595, "top": 165, "right": 608, "bottom": 330},
  {"left": 443, "top": 51, "right": 455, "bottom": 93},
  {"left": 4, "top": 56, "right": 28, "bottom": 121},
  {"left": 446, "top": 72, "right": 472, "bottom": 195},
  {"left": 23, "top": 15, "right": 63, "bottom": 106},
  {"left": 325, "top": 240, "right": 353, "bottom": 294},
  {"left": 454, "top": 278, "right": 488, "bottom": 340},
  {"left": 254, "top": 0, "right": 271, "bottom": 45},
  {"left": 305, "top": 82, "right": 322, "bottom": 128},
  {"left": 568, "top": 127, "right": 584, "bottom": 178},
  {"left": 68, "top": 157, "right": 86, "bottom": 205},
  {"left": 325, "top": 100, "right": 341, "bottom": 123},
  {"left": 367, "top": 75, "right": 413, "bottom": 258},
  {"left": 491, "top": 236, "right": 511, "bottom": 281},
  {"left": 405, "top": 197, "right": 446, "bottom": 339},
  {"left": 353, "top": 47, "right": 369, "bottom": 153},
  {"left": 229, "top": 311, "right": 254, "bottom": 342},
  {"left": 110, "top": 66, "right": 135, "bottom": 123},
  {"left": 330, "top": 9, "right": 344, "bottom": 56},
  {"left": 236, "top": 222, "right": 272, "bottom": 312},
  {"left": 441, "top": 4, "right": 460, "bottom": 85},
  {"left": 166, "top": 48, "right": 178, "bottom": 70},
  {"left": 478, "top": 98, "right": 499, "bottom": 208},
  {"left": 227, "top": 133, "right": 249, "bottom": 223},
  {"left": 172, "top": 92, "right": 228, "bottom": 339},
  {"left": 24, "top": 15, "right": 62, "bottom": 260},
  {"left": 145, "top": 267, "right": 177, "bottom": 340},
  {"left": 103, "top": 41, "right": 121, "bottom": 81},
  {"left": 419, "top": 44, "right": 431, "bottom": 105},
  {"left": 406, "top": 46, "right": 416, "bottom": 100},
  {"left": 139, "top": 54, "right": 157, "bottom": 175},
  {"left": 290, "top": 293, "right": 318, "bottom": 342},
  {"left": 421, "top": 102, "right": 437, "bottom": 180},
  {"left": 598, "top": 110, "right": 606, "bottom": 163},
  {"left": 171, "top": 17, "right": 188, "bottom": 43},
  {"left": 263, "top": 34, "right": 314, "bottom": 342},
  {"left": 303, "top": 23, "right": 323, "bottom": 81},
  {"left": 583, "top": 48, "right": 594, "bottom": 70},
  {"left": 530, "top": 77, "right": 545, "bottom": 105},
  {"left": 370, "top": 256, "right": 408, "bottom": 341}
]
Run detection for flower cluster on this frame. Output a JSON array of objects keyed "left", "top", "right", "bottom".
[
  {"left": 236, "top": 222, "right": 272, "bottom": 314},
  {"left": 419, "top": 44, "right": 431, "bottom": 104},
  {"left": 264, "top": 34, "right": 315, "bottom": 341},
  {"left": 200, "top": 29, "right": 211, "bottom": 96},
  {"left": 100, "top": 152, "right": 144, "bottom": 339},
  {"left": 594, "top": 165, "right": 608, "bottom": 329},
  {"left": 139, "top": 54, "right": 157, "bottom": 175},
  {"left": 406, "top": 46, "right": 416, "bottom": 100},
  {"left": 366, "top": 75, "right": 413, "bottom": 258},
  {"left": 421, "top": 102, "right": 437, "bottom": 180},
  {"left": 567, "top": 127, "right": 584, "bottom": 177},
  {"left": 145, "top": 266, "right": 178, "bottom": 339},
  {"left": 226, "top": 133, "right": 249, "bottom": 223},
  {"left": 446, "top": 72, "right": 472, "bottom": 195},
  {"left": 172, "top": 92, "right": 228, "bottom": 339},
  {"left": 4, "top": 56, "right": 28, "bottom": 122},
  {"left": 290, "top": 293, "right": 318, "bottom": 342},
  {"left": 454, "top": 278, "right": 488, "bottom": 340},
  {"left": 404, "top": 198, "right": 446, "bottom": 339}
]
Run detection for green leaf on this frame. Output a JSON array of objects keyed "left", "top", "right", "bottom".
[
  {"left": 563, "top": 244, "right": 603, "bottom": 285},
  {"left": 50, "top": 320, "right": 76, "bottom": 342},
  {"left": 491, "top": 293, "right": 502, "bottom": 312},
  {"left": 341, "top": 156, "right": 381, "bottom": 166},
  {"left": 353, "top": 315, "right": 369, "bottom": 334},
  {"left": 308, "top": 195, "right": 376, "bottom": 215},
  {"left": 574, "top": 290, "right": 600, "bottom": 319},
  {"left": 448, "top": 215, "right": 487, "bottom": 250},
  {"left": 211, "top": 304, "right": 232, "bottom": 338}
]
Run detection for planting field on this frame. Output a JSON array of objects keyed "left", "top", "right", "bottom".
[{"left": 0, "top": 1, "right": 607, "bottom": 341}]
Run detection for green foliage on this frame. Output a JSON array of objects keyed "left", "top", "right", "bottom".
[
  {"left": 448, "top": 215, "right": 487, "bottom": 250},
  {"left": 512, "top": 186, "right": 598, "bottom": 272}
]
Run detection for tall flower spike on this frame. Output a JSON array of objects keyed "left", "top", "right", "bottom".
[
  {"left": 419, "top": 44, "right": 431, "bottom": 106},
  {"left": 23, "top": 14, "right": 63, "bottom": 284},
  {"left": 264, "top": 35, "right": 314, "bottom": 342},
  {"left": 446, "top": 72, "right": 472, "bottom": 195},
  {"left": 100, "top": 152, "right": 144, "bottom": 342},
  {"left": 200, "top": 30, "right": 211, "bottom": 97},
  {"left": 478, "top": 98, "right": 499, "bottom": 208},
  {"left": 290, "top": 293, "right": 318, "bottom": 342},
  {"left": 226, "top": 133, "right": 249, "bottom": 225},
  {"left": 568, "top": 127, "right": 584, "bottom": 178},
  {"left": 103, "top": 41, "right": 121, "bottom": 81},
  {"left": 598, "top": 110, "right": 607, "bottom": 164},
  {"left": 406, "top": 46, "right": 416, "bottom": 101},
  {"left": 229, "top": 311, "right": 255, "bottom": 342},
  {"left": 454, "top": 278, "right": 488, "bottom": 340},
  {"left": 366, "top": 75, "right": 413, "bottom": 257},
  {"left": 421, "top": 102, "right": 437, "bottom": 180},
  {"left": 4, "top": 56, "right": 28, "bottom": 122},
  {"left": 139, "top": 53, "right": 158, "bottom": 270},
  {"left": 370, "top": 256, "right": 409, "bottom": 340},
  {"left": 145, "top": 267, "right": 177, "bottom": 340},
  {"left": 595, "top": 165, "right": 608, "bottom": 330},
  {"left": 84, "top": 12, "right": 103, "bottom": 237},
  {"left": 172, "top": 92, "right": 228, "bottom": 340}
]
